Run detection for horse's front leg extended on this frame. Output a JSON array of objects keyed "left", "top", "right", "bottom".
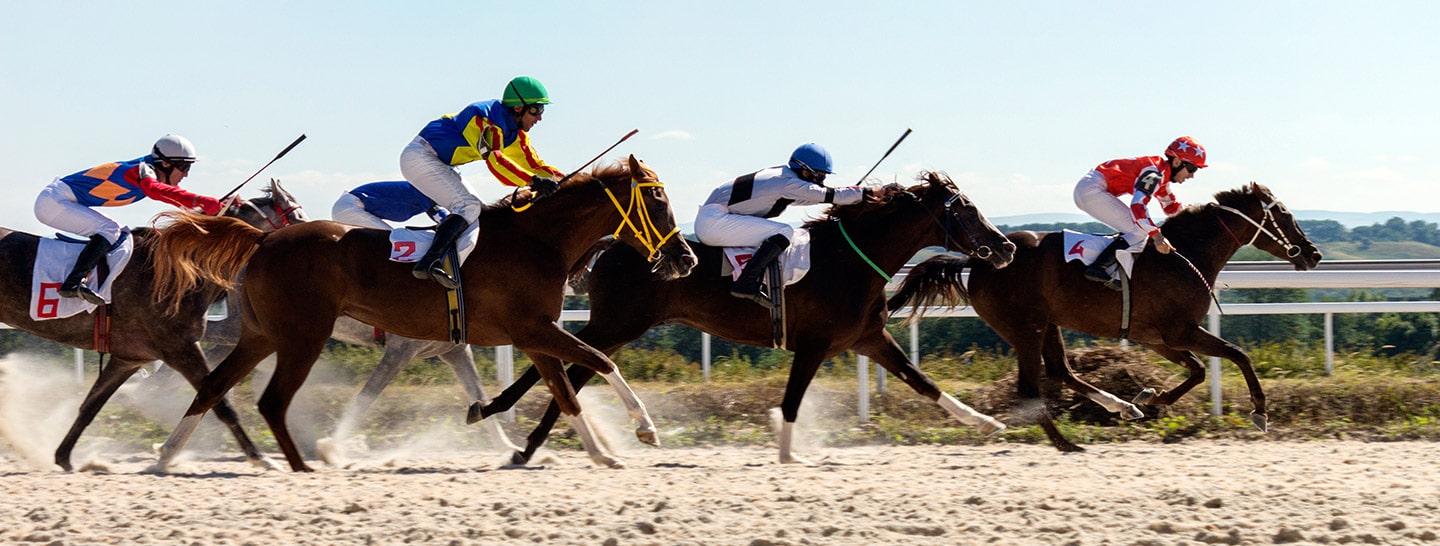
[
  {"left": 852, "top": 330, "right": 1005, "bottom": 434},
  {"left": 514, "top": 325, "right": 658, "bottom": 447},
  {"left": 1172, "top": 326, "right": 1268, "bottom": 432},
  {"left": 1133, "top": 345, "right": 1207, "bottom": 408},
  {"left": 526, "top": 352, "right": 622, "bottom": 469}
]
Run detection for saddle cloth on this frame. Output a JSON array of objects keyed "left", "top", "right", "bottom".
[
  {"left": 1061, "top": 230, "right": 1137, "bottom": 277},
  {"left": 387, "top": 224, "right": 480, "bottom": 264},
  {"left": 30, "top": 231, "right": 135, "bottom": 320},
  {"left": 720, "top": 228, "right": 813, "bottom": 287}
]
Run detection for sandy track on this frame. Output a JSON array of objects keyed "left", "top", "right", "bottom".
[{"left": 3, "top": 440, "right": 1438, "bottom": 545}]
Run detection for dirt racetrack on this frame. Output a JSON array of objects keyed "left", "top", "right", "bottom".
[{"left": 3, "top": 440, "right": 1438, "bottom": 545}]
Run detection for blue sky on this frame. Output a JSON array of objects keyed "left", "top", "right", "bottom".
[{"left": 2, "top": 1, "right": 1436, "bottom": 235}]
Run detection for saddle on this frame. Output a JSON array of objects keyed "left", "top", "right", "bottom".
[{"left": 30, "top": 231, "right": 135, "bottom": 321}]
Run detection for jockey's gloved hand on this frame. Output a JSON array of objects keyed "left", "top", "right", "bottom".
[{"left": 530, "top": 175, "right": 560, "bottom": 198}]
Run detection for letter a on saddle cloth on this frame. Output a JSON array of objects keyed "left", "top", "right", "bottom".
[
  {"left": 385, "top": 225, "right": 482, "bottom": 264},
  {"left": 30, "top": 234, "right": 135, "bottom": 321},
  {"left": 1062, "top": 229, "right": 1138, "bottom": 279},
  {"left": 721, "top": 229, "right": 813, "bottom": 287}
]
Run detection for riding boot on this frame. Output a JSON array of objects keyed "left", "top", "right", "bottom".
[
  {"left": 412, "top": 214, "right": 471, "bottom": 289},
  {"left": 1084, "top": 237, "right": 1128, "bottom": 290},
  {"left": 57, "top": 234, "right": 112, "bottom": 305},
  {"left": 730, "top": 234, "right": 789, "bottom": 308}
]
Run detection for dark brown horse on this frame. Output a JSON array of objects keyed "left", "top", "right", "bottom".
[
  {"left": 481, "top": 172, "right": 1017, "bottom": 464},
  {"left": 888, "top": 182, "right": 1322, "bottom": 451},
  {"left": 0, "top": 179, "right": 306, "bottom": 471},
  {"left": 147, "top": 156, "right": 696, "bottom": 471}
]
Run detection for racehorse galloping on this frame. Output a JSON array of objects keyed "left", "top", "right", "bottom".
[
  {"left": 481, "top": 172, "right": 1017, "bottom": 465},
  {"left": 149, "top": 156, "right": 696, "bottom": 471},
  {"left": 889, "top": 182, "right": 1322, "bottom": 451},
  {"left": 0, "top": 179, "right": 306, "bottom": 471}
]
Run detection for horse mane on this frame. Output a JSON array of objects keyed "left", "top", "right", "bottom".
[
  {"left": 150, "top": 211, "right": 266, "bottom": 316},
  {"left": 801, "top": 171, "right": 947, "bottom": 228},
  {"left": 1160, "top": 182, "right": 1269, "bottom": 239},
  {"left": 488, "top": 161, "right": 631, "bottom": 211},
  {"left": 885, "top": 254, "right": 972, "bottom": 323}
]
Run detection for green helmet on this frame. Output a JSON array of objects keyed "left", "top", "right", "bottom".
[{"left": 502, "top": 76, "right": 550, "bottom": 107}]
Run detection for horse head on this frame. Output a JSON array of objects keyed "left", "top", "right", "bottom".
[
  {"left": 230, "top": 178, "right": 309, "bottom": 231},
  {"left": 1214, "top": 182, "right": 1322, "bottom": 271},
  {"left": 911, "top": 172, "right": 1015, "bottom": 268}
]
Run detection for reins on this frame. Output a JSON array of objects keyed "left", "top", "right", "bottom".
[
  {"left": 836, "top": 187, "right": 992, "bottom": 284},
  {"left": 1174, "top": 194, "right": 1299, "bottom": 314}
]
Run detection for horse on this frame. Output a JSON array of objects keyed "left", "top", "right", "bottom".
[
  {"left": 0, "top": 178, "right": 306, "bottom": 471},
  {"left": 480, "top": 171, "right": 1018, "bottom": 465},
  {"left": 887, "top": 182, "right": 1323, "bottom": 452},
  {"left": 147, "top": 156, "right": 696, "bottom": 471}
]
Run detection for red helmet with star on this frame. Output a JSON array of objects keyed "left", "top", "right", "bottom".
[{"left": 1165, "top": 136, "right": 1206, "bottom": 168}]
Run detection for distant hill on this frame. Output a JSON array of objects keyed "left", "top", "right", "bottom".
[{"left": 993, "top": 211, "right": 1440, "bottom": 229}]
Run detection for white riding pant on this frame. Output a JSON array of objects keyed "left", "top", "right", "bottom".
[
  {"left": 400, "top": 135, "right": 484, "bottom": 223},
  {"left": 330, "top": 192, "right": 393, "bottom": 230},
  {"left": 694, "top": 203, "right": 795, "bottom": 247},
  {"left": 34, "top": 180, "right": 123, "bottom": 244},
  {"left": 1073, "top": 170, "right": 1147, "bottom": 250}
]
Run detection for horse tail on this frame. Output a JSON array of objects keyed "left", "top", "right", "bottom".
[
  {"left": 887, "top": 254, "right": 972, "bottom": 323},
  {"left": 150, "top": 210, "right": 266, "bottom": 316},
  {"left": 566, "top": 238, "right": 619, "bottom": 295}
]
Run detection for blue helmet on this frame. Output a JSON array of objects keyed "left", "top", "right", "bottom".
[{"left": 788, "top": 143, "right": 834, "bottom": 174}]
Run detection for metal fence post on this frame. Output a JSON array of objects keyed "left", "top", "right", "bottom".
[
  {"left": 702, "top": 332, "right": 711, "bottom": 382},
  {"left": 1208, "top": 299, "right": 1223, "bottom": 416},
  {"left": 857, "top": 354, "right": 870, "bottom": 422}
]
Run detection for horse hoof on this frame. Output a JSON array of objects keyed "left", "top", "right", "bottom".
[
  {"left": 509, "top": 451, "right": 531, "bottom": 466},
  {"left": 636, "top": 426, "right": 660, "bottom": 446},
  {"left": 466, "top": 402, "right": 484, "bottom": 425},
  {"left": 1251, "top": 413, "right": 1269, "bottom": 433},
  {"left": 779, "top": 453, "right": 815, "bottom": 465},
  {"left": 250, "top": 456, "right": 284, "bottom": 472},
  {"left": 979, "top": 419, "right": 1007, "bottom": 436},
  {"left": 1133, "top": 388, "right": 1157, "bottom": 406},
  {"left": 593, "top": 455, "right": 626, "bottom": 469},
  {"left": 1058, "top": 443, "right": 1086, "bottom": 454},
  {"left": 1121, "top": 404, "right": 1145, "bottom": 420}
]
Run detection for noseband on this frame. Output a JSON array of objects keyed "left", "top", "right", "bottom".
[
  {"left": 602, "top": 175, "right": 680, "bottom": 263},
  {"left": 1216, "top": 195, "right": 1303, "bottom": 259}
]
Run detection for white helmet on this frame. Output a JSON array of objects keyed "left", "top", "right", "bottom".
[{"left": 152, "top": 134, "right": 197, "bottom": 164}]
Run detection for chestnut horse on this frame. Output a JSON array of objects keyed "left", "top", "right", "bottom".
[
  {"left": 481, "top": 172, "right": 1017, "bottom": 464},
  {"left": 888, "top": 182, "right": 1322, "bottom": 451},
  {"left": 147, "top": 156, "right": 696, "bottom": 471},
  {"left": 0, "top": 179, "right": 306, "bottom": 471}
]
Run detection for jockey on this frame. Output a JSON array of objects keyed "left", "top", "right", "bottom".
[
  {"left": 401, "top": 76, "right": 566, "bottom": 288},
  {"left": 34, "top": 134, "right": 235, "bottom": 304},
  {"left": 694, "top": 143, "right": 875, "bottom": 308},
  {"left": 1073, "top": 136, "right": 1207, "bottom": 289},
  {"left": 331, "top": 181, "right": 448, "bottom": 230}
]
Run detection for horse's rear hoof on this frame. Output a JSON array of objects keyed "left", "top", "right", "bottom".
[
  {"left": 1133, "top": 388, "right": 1157, "bottom": 406},
  {"left": 979, "top": 419, "right": 1007, "bottom": 436},
  {"left": 1121, "top": 404, "right": 1145, "bottom": 420},
  {"left": 1057, "top": 442, "right": 1086, "bottom": 453},
  {"left": 636, "top": 426, "right": 660, "bottom": 446},
  {"left": 509, "top": 451, "right": 531, "bottom": 466},
  {"left": 466, "top": 402, "right": 484, "bottom": 424},
  {"left": 1250, "top": 412, "right": 1269, "bottom": 433}
]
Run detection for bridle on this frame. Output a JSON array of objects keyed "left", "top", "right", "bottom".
[
  {"left": 1216, "top": 193, "right": 1303, "bottom": 259},
  {"left": 837, "top": 185, "right": 999, "bottom": 283},
  {"left": 600, "top": 174, "right": 680, "bottom": 263},
  {"left": 245, "top": 197, "right": 304, "bottom": 231}
]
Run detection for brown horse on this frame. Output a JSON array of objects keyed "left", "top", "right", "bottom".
[
  {"left": 888, "top": 182, "right": 1323, "bottom": 451},
  {"left": 147, "top": 156, "right": 696, "bottom": 471},
  {"left": 0, "top": 179, "right": 306, "bottom": 471},
  {"left": 480, "top": 172, "right": 1017, "bottom": 464}
]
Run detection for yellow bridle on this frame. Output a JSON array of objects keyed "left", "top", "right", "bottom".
[{"left": 511, "top": 174, "right": 680, "bottom": 263}]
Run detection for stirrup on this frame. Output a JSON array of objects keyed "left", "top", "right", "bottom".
[
  {"left": 59, "top": 284, "right": 107, "bottom": 305},
  {"left": 1101, "top": 278, "right": 1123, "bottom": 292},
  {"left": 730, "top": 286, "right": 774, "bottom": 309},
  {"left": 423, "top": 262, "right": 460, "bottom": 289}
]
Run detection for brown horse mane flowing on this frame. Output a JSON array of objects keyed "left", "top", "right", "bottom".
[
  {"left": 489, "top": 161, "right": 633, "bottom": 211},
  {"left": 149, "top": 211, "right": 266, "bottom": 316},
  {"left": 801, "top": 171, "right": 949, "bottom": 228}
]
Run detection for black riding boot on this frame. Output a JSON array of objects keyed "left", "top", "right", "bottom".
[
  {"left": 1084, "top": 237, "right": 1128, "bottom": 290},
  {"left": 412, "top": 214, "right": 472, "bottom": 289},
  {"left": 57, "top": 234, "right": 112, "bottom": 305},
  {"left": 730, "top": 234, "right": 789, "bottom": 308}
]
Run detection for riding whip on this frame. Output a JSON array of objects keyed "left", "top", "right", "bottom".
[
  {"left": 218, "top": 134, "right": 308, "bottom": 202},
  {"left": 854, "top": 128, "right": 913, "bottom": 185},
  {"left": 560, "top": 129, "right": 639, "bottom": 184}
]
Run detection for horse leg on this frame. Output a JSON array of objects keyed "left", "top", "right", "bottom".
[
  {"left": 435, "top": 342, "right": 519, "bottom": 452},
  {"left": 774, "top": 350, "right": 828, "bottom": 465},
  {"left": 514, "top": 324, "right": 657, "bottom": 447},
  {"left": 152, "top": 328, "right": 276, "bottom": 472},
  {"left": 1169, "top": 326, "right": 1269, "bottom": 432},
  {"left": 1040, "top": 325, "right": 1144, "bottom": 420},
  {"left": 1015, "top": 337, "right": 1084, "bottom": 453},
  {"left": 53, "top": 358, "right": 144, "bottom": 471},
  {"left": 852, "top": 330, "right": 1005, "bottom": 434},
  {"left": 527, "top": 352, "right": 622, "bottom": 468},
  {"left": 255, "top": 338, "right": 330, "bottom": 472},
  {"left": 162, "top": 342, "right": 281, "bottom": 471},
  {"left": 511, "top": 363, "right": 601, "bottom": 465},
  {"left": 474, "top": 365, "right": 540, "bottom": 421},
  {"left": 1132, "top": 345, "right": 1206, "bottom": 408},
  {"left": 331, "top": 339, "right": 421, "bottom": 442}
]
